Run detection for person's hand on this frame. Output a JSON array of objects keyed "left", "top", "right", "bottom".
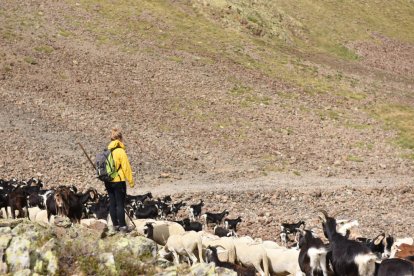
[{"left": 129, "top": 182, "right": 135, "bottom": 189}]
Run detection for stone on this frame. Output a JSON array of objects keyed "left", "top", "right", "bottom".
[
  {"left": 54, "top": 216, "right": 72, "bottom": 228},
  {"left": 99, "top": 252, "right": 117, "bottom": 275},
  {"left": 5, "top": 236, "right": 31, "bottom": 272},
  {"left": 13, "top": 269, "right": 32, "bottom": 276},
  {"left": 0, "top": 219, "right": 24, "bottom": 228},
  {"left": 191, "top": 262, "right": 216, "bottom": 275}
]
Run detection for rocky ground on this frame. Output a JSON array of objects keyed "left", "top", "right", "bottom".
[{"left": 0, "top": 0, "right": 413, "bottom": 251}]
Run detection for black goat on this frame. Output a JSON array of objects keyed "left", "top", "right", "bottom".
[
  {"left": 134, "top": 203, "right": 159, "bottom": 219},
  {"left": 214, "top": 226, "right": 236, "bottom": 238},
  {"left": 319, "top": 210, "right": 376, "bottom": 276},
  {"left": 297, "top": 229, "right": 329, "bottom": 276},
  {"left": 224, "top": 216, "right": 242, "bottom": 232},
  {"left": 202, "top": 209, "right": 229, "bottom": 228},
  {"left": 8, "top": 186, "right": 29, "bottom": 219},
  {"left": 280, "top": 220, "right": 305, "bottom": 245},
  {"left": 376, "top": 258, "right": 414, "bottom": 276},
  {"left": 205, "top": 245, "right": 255, "bottom": 276},
  {"left": 188, "top": 199, "right": 204, "bottom": 221},
  {"left": 174, "top": 218, "right": 203, "bottom": 232},
  {"left": 170, "top": 201, "right": 186, "bottom": 218}
]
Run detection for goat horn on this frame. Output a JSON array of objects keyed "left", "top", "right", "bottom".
[{"left": 317, "top": 209, "right": 328, "bottom": 222}]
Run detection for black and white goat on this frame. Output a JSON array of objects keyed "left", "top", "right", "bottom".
[
  {"left": 224, "top": 216, "right": 242, "bottom": 232},
  {"left": 214, "top": 225, "right": 236, "bottom": 238},
  {"left": 319, "top": 210, "right": 376, "bottom": 276},
  {"left": 134, "top": 202, "right": 159, "bottom": 219},
  {"left": 280, "top": 220, "right": 305, "bottom": 246},
  {"left": 356, "top": 233, "right": 394, "bottom": 259},
  {"left": 297, "top": 229, "right": 329, "bottom": 276},
  {"left": 175, "top": 218, "right": 203, "bottom": 232},
  {"left": 188, "top": 200, "right": 204, "bottom": 222},
  {"left": 201, "top": 209, "right": 229, "bottom": 228},
  {"left": 170, "top": 201, "right": 186, "bottom": 218}
]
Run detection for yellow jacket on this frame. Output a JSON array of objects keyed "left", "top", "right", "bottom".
[{"left": 108, "top": 140, "right": 134, "bottom": 188}]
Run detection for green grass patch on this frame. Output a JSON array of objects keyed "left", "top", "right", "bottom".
[
  {"left": 347, "top": 155, "right": 363, "bottom": 162},
  {"left": 34, "top": 45, "right": 54, "bottom": 54},
  {"left": 374, "top": 104, "right": 414, "bottom": 150},
  {"left": 24, "top": 57, "right": 37, "bottom": 65},
  {"left": 58, "top": 28, "right": 73, "bottom": 37}
]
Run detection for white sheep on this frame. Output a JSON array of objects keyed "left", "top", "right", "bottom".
[
  {"left": 161, "top": 231, "right": 204, "bottom": 265},
  {"left": 233, "top": 237, "right": 270, "bottom": 276},
  {"left": 202, "top": 235, "right": 237, "bottom": 263},
  {"left": 141, "top": 220, "right": 185, "bottom": 246},
  {"left": 265, "top": 247, "right": 303, "bottom": 275}
]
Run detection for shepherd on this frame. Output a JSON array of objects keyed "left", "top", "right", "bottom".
[{"left": 104, "top": 128, "right": 135, "bottom": 233}]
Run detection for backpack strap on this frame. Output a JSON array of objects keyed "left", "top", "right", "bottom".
[{"left": 110, "top": 146, "right": 122, "bottom": 173}]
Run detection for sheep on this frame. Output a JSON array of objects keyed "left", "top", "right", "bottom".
[
  {"left": 205, "top": 245, "right": 256, "bottom": 276},
  {"left": 233, "top": 237, "right": 270, "bottom": 276},
  {"left": 161, "top": 231, "right": 204, "bottom": 265},
  {"left": 265, "top": 247, "right": 303, "bottom": 275},
  {"left": 200, "top": 233, "right": 237, "bottom": 263},
  {"left": 319, "top": 210, "right": 376, "bottom": 276},
  {"left": 142, "top": 220, "right": 185, "bottom": 246}
]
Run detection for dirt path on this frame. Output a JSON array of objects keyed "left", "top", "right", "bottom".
[{"left": 138, "top": 172, "right": 412, "bottom": 195}]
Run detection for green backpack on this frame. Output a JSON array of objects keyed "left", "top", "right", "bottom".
[{"left": 95, "top": 147, "right": 120, "bottom": 182}]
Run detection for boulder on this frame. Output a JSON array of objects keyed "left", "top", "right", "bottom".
[
  {"left": 98, "top": 252, "right": 117, "bottom": 275},
  {"left": 5, "top": 236, "right": 31, "bottom": 272}
]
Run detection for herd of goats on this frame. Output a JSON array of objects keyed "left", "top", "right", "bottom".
[{"left": 1, "top": 177, "right": 414, "bottom": 275}]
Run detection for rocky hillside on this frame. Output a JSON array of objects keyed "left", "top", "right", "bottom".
[{"left": 0, "top": 0, "right": 413, "bottom": 189}]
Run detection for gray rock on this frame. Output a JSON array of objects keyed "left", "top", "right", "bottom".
[
  {"left": 191, "top": 262, "right": 216, "bottom": 276},
  {"left": 99, "top": 252, "right": 117, "bottom": 275},
  {"left": 5, "top": 236, "right": 31, "bottom": 272}
]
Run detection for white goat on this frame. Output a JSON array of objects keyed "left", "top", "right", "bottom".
[{"left": 161, "top": 231, "right": 204, "bottom": 265}]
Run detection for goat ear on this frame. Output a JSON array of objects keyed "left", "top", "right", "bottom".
[{"left": 374, "top": 235, "right": 385, "bottom": 245}]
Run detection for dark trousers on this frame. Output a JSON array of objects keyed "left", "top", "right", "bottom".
[{"left": 105, "top": 181, "right": 127, "bottom": 227}]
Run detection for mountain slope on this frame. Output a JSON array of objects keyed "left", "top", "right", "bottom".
[{"left": 0, "top": 0, "right": 413, "bottom": 188}]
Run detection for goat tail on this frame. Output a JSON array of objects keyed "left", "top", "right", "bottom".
[{"left": 355, "top": 253, "right": 377, "bottom": 276}]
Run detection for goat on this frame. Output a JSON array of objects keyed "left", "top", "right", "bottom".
[
  {"left": 319, "top": 210, "right": 376, "bottom": 276},
  {"left": 187, "top": 199, "right": 204, "bottom": 222},
  {"left": 376, "top": 258, "right": 414, "bottom": 276},
  {"left": 214, "top": 225, "right": 236, "bottom": 238},
  {"left": 53, "top": 186, "right": 98, "bottom": 223},
  {"left": 280, "top": 220, "right": 305, "bottom": 246},
  {"left": 161, "top": 231, "right": 204, "bottom": 265},
  {"left": 395, "top": 243, "right": 414, "bottom": 259},
  {"left": 224, "top": 216, "right": 242, "bottom": 232},
  {"left": 390, "top": 237, "right": 414, "bottom": 257},
  {"left": 206, "top": 245, "right": 255, "bottom": 276},
  {"left": 175, "top": 218, "right": 203, "bottom": 232},
  {"left": 170, "top": 201, "right": 186, "bottom": 218},
  {"left": 134, "top": 203, "right": 159, "bottom": 219},
  {"left": 297, "top": 229, "right": 329, "bottom": 276},
  {"left": 356, "top": 233, "right": 394, "bottom": 259},
  {"left": 8, "top": 186, "right": 29, "bottom": 219},
  {"left": 201, "top": 209, "right": 229, "bottom": 228}
]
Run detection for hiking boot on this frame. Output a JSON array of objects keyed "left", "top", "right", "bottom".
[
  {"left": 119, "top": 226, "right": 134, "bottom": 233},
  {"left": 107, "top": 225, "right": 120, "bottom": 236}
]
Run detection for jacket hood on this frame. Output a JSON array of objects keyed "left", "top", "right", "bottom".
[{"left": 108, "top": 140, "right": 126, "bottom": 150}]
